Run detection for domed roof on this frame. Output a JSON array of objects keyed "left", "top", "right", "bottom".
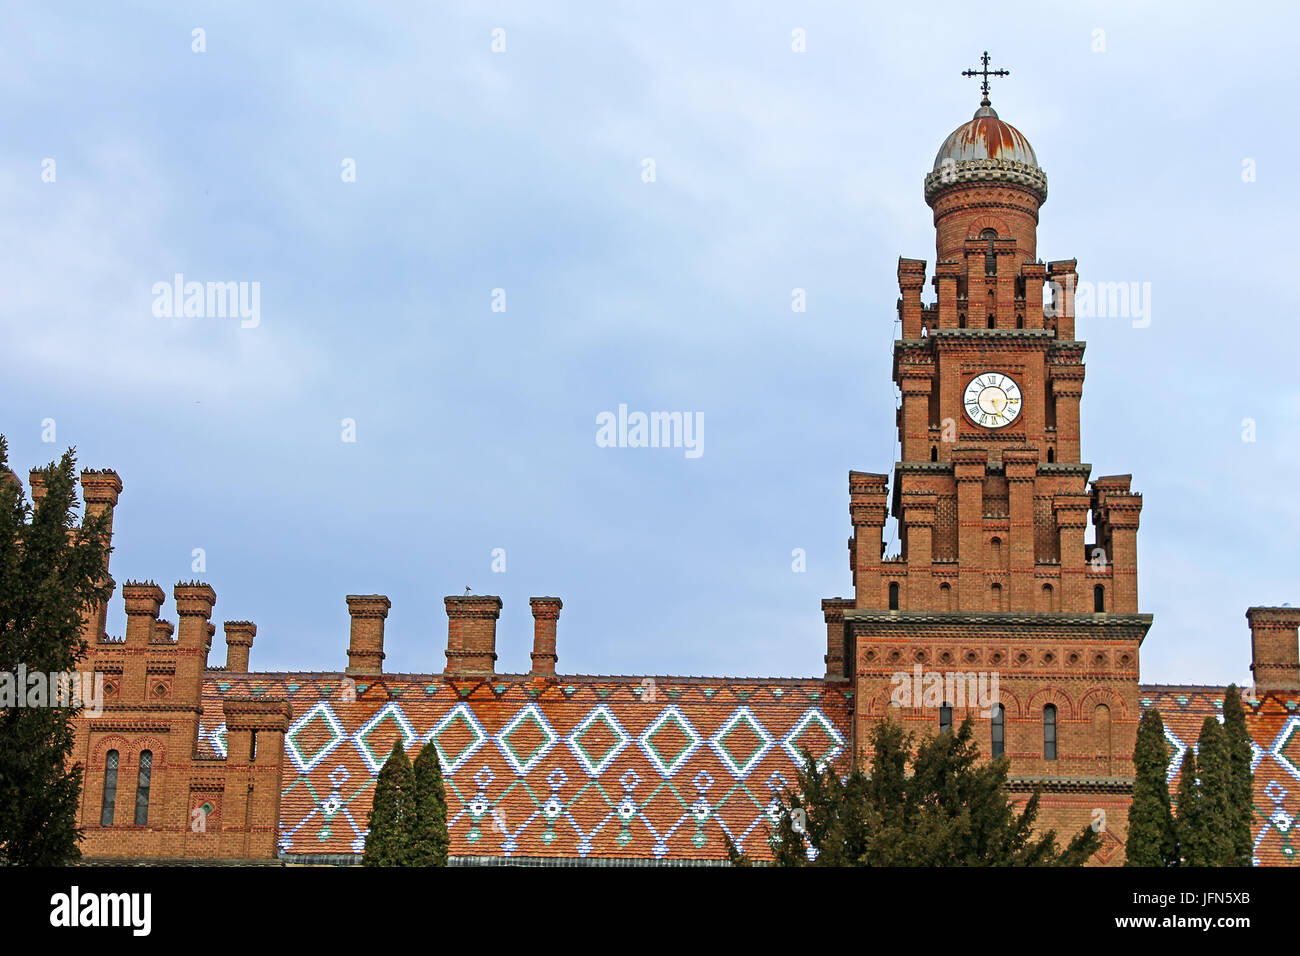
[{"left": 933, "top": 100, "right": 1038, "bottom": 170}]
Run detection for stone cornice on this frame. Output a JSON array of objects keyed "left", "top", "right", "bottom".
[
  {"left": 924, "top": 157, "right": 1048, "bottom": 204},
  {"left": 843, "top": 609, "right": 1153, "bottom": 632},
  {"left": 1005, "top": 776, "right": 1134, "bottom": 795}
]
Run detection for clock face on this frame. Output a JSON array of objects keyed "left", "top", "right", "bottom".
[{"left": 963, "top": 372, "right": 1022, "bottom": 429}]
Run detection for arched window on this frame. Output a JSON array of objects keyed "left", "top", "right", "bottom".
[
  {"left": 991, "top": 704, "right": 1005, "bottom": 758},
  {"left": 134, "top": 750, "right": 153, "bottom": 826},
  {"left": 1041, "top": 583, "right": 1054, "bottom": 612},
  {"left": 940, "top": 703, "right": 953, "bottom": 734},
  {"left": 100, "top": 750, "right": 119, "bottom": 827},
  {"left": 1016, "top": 314, "right": 1024, "bottom": 329},
  {"left": 939, "top": 582, "right": 952, "bottom": 610},
  {"left": 888, "top": 582, "right": 900, "bottom": 611},
  {"left": 931, "top": 445, "right": 938, "bottom": 462},
  {"left": 1094, "top": 584, "right": 1106, "bottom": 613},
  {"left": 959, "top": 313, "right": 966, "bottom": 328},
  {"left": 1043, "top": 705, "right": 1057, "bottom": 760},
  {"left": 982, "top": 228, "right": 997, "bottom": 275},
  {"left": 990, "top": 582, "right": 1003, "bottom": 611},
  {"left": 990, "top": 536, "right": 1002, "bottom": 567},
  {"left": 987, "top": 315, "right": 996, "bottom": 329},
  {"left": 1095, "top": 703, "right": 1112, "bottom": 772},
  {"left": 1047, "top": 448, "right": 1055, "bottom": 463}
]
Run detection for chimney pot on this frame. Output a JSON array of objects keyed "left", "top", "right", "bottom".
[{"left": 1247, "top": 606, "right": 1300, "bottom": 693}]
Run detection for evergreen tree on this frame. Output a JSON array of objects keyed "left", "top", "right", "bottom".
[
  {"left": 1194, "top": 717, "right": 1236, "bottom": 865},
  {"left": 1126, "top": 709, "right": 1178, "bottom": 866},
  {"left": 1221, "top": 686, "right": 1255, "bottom": 866},
  {"left": 409, "top": 741, "right": 450, "bottom": 866},
  {"left": 760, "top": 715, "right": 1100, "bottom": 866},
  {"left": 1174, "top": 738, "right": 1203, "bottom": 865},
  {"left": 363, "top": 740, "right": 414, "bottom": 866},
  {"left": 0, "top": 442, "right": 111, "bottom": 865}
]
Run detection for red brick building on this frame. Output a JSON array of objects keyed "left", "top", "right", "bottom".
[{"left": 60, "top": 93, "right": 1300, "bottom": 866}]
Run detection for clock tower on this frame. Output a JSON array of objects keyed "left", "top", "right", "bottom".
[{"left": 824, "top": 58, "right": 1151, "bottom": 863}]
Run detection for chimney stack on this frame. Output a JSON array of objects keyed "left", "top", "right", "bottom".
[
  {"left": 346, "top": 595, "right": 391, "bottom": 675},
  {"left": 1247, "top": 606, "right": 1300, "bottom": 693},
  {"left": 27, "top": 470, "right": 47, "bottom": 510},
  {"left": 821, "top": 598, "right": 855, "bottom": 680},
  {"left": 529, "top": 597, "right": 562, "bottom": 675},
  {"left": 225, "top": 621, "right": 257, "bottom": 672},
  {"left": 444, "top": 595, "right": 502, "bottom": 677}
]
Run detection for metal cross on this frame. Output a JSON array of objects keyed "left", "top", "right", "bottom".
[{"left": 962, "top": 51, "right": 1009, "bottom": 100}]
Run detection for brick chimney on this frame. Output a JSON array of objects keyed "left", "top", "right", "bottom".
[
  {"left": 80, "top": 469, "right": 123, "bottom": 642},
  {"left": 225, "top": 621, "right": 257, "bottom": 672},
  {"left": 822, "top": 598, "right": 855, "bottom": 680},
  {"left": 174, "top": 581, "right": 217, "bottom": 700},
  {"left": 529, "top": 597, "right": 562, "bottom": 675},
  {"left": 444, "top": 595, "right": 501, "bottom": 677},
  {"left": 1247, "top": 606, "right": 1300, "bottom": 693},
  {"left": 27, "top": 469, "right": 47, "bottom": 510},
  {"left": 346, "top": 595, "right": 390, "bottom": 674},
  {"left": 121, "top": 581, "right": 165, "bottom": 699}
]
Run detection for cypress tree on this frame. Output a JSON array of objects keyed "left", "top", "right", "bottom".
[
  {"left": 409, "top": 741, "right": 450, "bottom": 866},
  {"left": 1175, "top": 738, "right": 1203, "bottom": 865},
  {"left": 0, "top": 443, "right": 111, "bottom": 865},
  {"left": 1194, "top": 717, "right": 1235, "bottom": 865},
  {"left": 1221, "top": 686, "right": 1255, "bottom": 866},
  {"left": 363, "top": 740, "right": 414, "bottom": 866},
  {"left": 1126, "top": 709, "right": 1178, "bottom": 866}
]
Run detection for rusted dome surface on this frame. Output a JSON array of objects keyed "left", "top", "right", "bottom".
[{"left": 933, "top": 102, "right": 1038, "bottom": 170}]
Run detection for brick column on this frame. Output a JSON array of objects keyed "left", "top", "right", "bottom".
[
  {"left": 224, "top": 621, "right": 256, "bottom": 672},
  {"left": 935, "top": 261, "right": 961, "bottom": 328},
  {"left": 174, "top": 581, "right": 217, "bottom": 702},
  {"left": 1053, "top": 495, "right": 1091, "bottom": 612},
  {"left": 900, "top": 372, "right": 934, "bottom": 462},
  {"left": 952, "top": 448, "right": 987, "bottom": 611},
  {"left": 849, "top": 472, "right": 889, "bottom": 608},
  {"left": 1094, "top": 477, "right": 1142, "bottom": 614},
  {"left": 1047, "top": 260, "right": 1078, "bottom": 340},
  {"left": 346, "top": 595, "right": 391, "bottom": 675},
  {"left": 900, "top": 493, "right": 936, "bottom": 608},
  {"left": 1052, "top": 372, "right": 1084, "bottom": 463},
  {"left": 529, "top": 597, "right": 562, "bottom": 676},
  {"left": 444, "top": 595, "right": 502, "bottom": 677},
  {"left": 898, "top": 258, "right": 926, "bottom": 338},
  {"left": 1247, "top": 607, "right": 1300, "bottom": 693},
  {"left": 121, "top": 581, "right": 165, "bottom": 699},
  {"left": 1021, "top": 261, "right": 1047, "bottom": 330},
  {"left": 80, "top": 469, "right": 122, "bottom": 642},
  {"left": 821, "top": 598, "right": 855, "bottom": 680},
  {"left": 1004, "top": 448, "right": 1039, "bottom": 610}
]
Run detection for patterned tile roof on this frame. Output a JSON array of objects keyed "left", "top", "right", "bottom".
[
  {"left": 1139, "top": 685, "right": 1300, "bottom": 866},
  {"left": 199, "top": 674, "right": 1298, "bottom": 864},
  {"left": 199, "top": 673, "right": 851, "bottom": 862}
]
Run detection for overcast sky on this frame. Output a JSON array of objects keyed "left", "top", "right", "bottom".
[{"left": 3, "top": 1, "right": 1297, "bottom": 686}]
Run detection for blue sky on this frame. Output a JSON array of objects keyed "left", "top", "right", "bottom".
[{"left": 3, "top": 1, "right": 1297, "bottom": 685}]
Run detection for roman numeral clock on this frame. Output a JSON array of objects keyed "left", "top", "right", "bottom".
[{"left": 963, "top": 372, "right": 1022, "bottom": 429}]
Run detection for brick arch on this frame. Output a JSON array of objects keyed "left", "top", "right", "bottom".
[
  {"left": 1025, "top": 686, "right": 1075, "bottom": 721},
  {"left": 91, "top": 735, "right": 131, "bottom": 765},
  {"left": 121, "top": 736, "right": 167, "bottom": 767},
  {"left": 966, "top": 213, "right": 1011, "bottom": 239},
  {"left": 991, "top": 686, "right": 1023, "bottom": 720},
  {"left": 864, "top": 682, "right": 902, "bottom": 718},
  {"left": 1079, "top": 686, "right": 1129, "bottom": 721}
]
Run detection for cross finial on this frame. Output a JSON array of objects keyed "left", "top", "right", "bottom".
[{"left": 962, "top": 51, "right": 1009, "bottom": 106}]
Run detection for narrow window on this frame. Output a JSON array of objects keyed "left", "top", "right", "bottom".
[
  {"left": 1016, "top": 314, "right": 1024, "bottom": 329},
  {"left": 940, "top": 703, "right": 953, "bottom": 734},
  {"left": 990, "top": 582, "right": 1002, "bottom": 611},
  {"left": 250, "top": 731, "right": 258, "bottom": 761},
  {"left": 1043, "top": 705, "right": 1057, "bottom": 760},
  {"left": 100, "top": 750, "right": 119, "bottom": 826},
  {"left": 987, "top": 315, "right": 995, "bottom": 329},
  {"left": 982, "top": 229, "right": 997, "bottom": 275},
  {"left": 991, "top": 704, "right": 1005, "bottom": 758},
  {"left": 888, "top": 582, "right": 900, "bottom": 610},
  {"left": 1041, "top": 583, "right": 1054, "bottom": 612},
  {"left": 990, "top": 536, "right": 1002, "bottom": 567},
  {"left": 930, "top": 445, "right": 938, "bottom": 462},
  {"left": 1047, "top": 448, "right": 1055, "bottom": 463},
  {"left": 134, "top": 750, "right": 153, "bottom": 826},
  {"left": 1094, "top": 584, "right": 1105, "bottom": 613},
  {"left": 939, "top": 582, "right": 952, "bottom": 610},
  {"left": 959, "top": 313, "right": 966, "bottom": 328}
]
